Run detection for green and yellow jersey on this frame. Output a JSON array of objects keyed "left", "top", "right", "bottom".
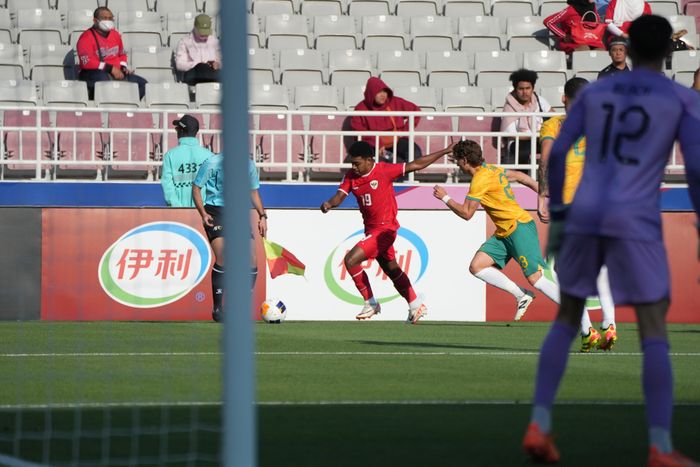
[
  {"left": 540, "top": 115, "right": 585, "bottom": 205},
  {"left": 467, "top": 163, "right": 533, "bottom": 238}
]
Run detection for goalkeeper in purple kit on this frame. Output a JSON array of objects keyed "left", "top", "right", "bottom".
[{"left": 522, "top": 15, "right": 700, "bottom": 466}]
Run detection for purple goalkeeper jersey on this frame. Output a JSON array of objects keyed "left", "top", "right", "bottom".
[{"left": 548, "top": 68, "right": 700, "bottom": 241}]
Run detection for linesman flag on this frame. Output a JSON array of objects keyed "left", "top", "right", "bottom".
[{"left": 262, "top": 238, "right": 306, "bottom": 279}]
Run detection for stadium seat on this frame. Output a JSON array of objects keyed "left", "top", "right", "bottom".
[
  {"left": 294, "top": 84, "right": 340, "bottom": 110},
  {"left": 7, "top": 0, "right": 52, "bottom": 12},
  {"left": 394, "top": 85, "right": 437, "bottom": 110},
  {"left": 155, "top": 0, "right": 199, "bottom": 14},
  {"left": 396, "top": 0, "right": 439, "bottom": 16},
  {"left": 491, "top": 0, "right": 535, "bottom": 17},
  {"left": 202, "top": 0, "right": 220, "bottom": 14},
  {"left": 248, "top": 48, "right": 277, "bottom": 85},
  {"left": 253, "top": 0, "right": 295, "bottom": 15},
  {"left": 0, "top": 9, "right": 13, "bottom": 45},
  {"left": 106, "top": 0, "right": 150, "bottom": 12},
  {"left": 665, "top": 15, "right": 697, "bottom": 36},
  {"left": 122, "top": 31, "right": 164, "bottom": 49},
  {"left": 279, "top": 48, "right": 325, "bottom": 88},
  {"left": 489, "top": 85, "right": 512, "bottom": 107},
  {"left": 410, "top": 16, "right": 456, "bottom": 53},
  {"left": 571, "top": 50, "right": 611, "bottom": 73},
  {"left": 377, "top": 50, "right": 422, "bottom": 87},
  {"left": 426, "top": 50, "right": 473, "bottom": 88},
  {"left": 118, "top": 10, "right": 162, "bottom": 32},
  {"left": 0, "top": 44, "right": 27, "bottom": 81},
  {"left": 308, "top": 112, "right": 347, "bottom": 181},
  {"left": 302, "top": 0, "right": 344, "bottom": 15},
  {"left": 16, "top": 9, "right": 65, "bottom": 46},
  {"left": 523, "top": 50, "right": 568, "bottom": 87},
  {"left": 94, "top": 81, "right": 141, "bottom": 108},
  {"left": 145, "top": 82, "right": 190, "bottom": 109},
  {"left": 29, "top": 44, "right": 77, "bottom": 82},
  {"left": 102, "top": 111, "right": 160, "bottom": 179},
  {"left": 649, "top": 0, "right": 680, "bottom": 14},
  {"left": 0, "top": 108, "right": 52, "bottom": 179},
  {"left": 458, "top": 16, "right": 503, "bottom": 52},
  {"left": 474, "top": 51, "right": 520, "bottom": 87},
  {"left": 539, "top": 0, "right": 567, "bottom": 15},
  {"left": 132, "top": 46, "right": 175, "bottom": 83},
  {"left": 412, "top": 113, "right": 454, "bottom": 182},
  {"left": 194, "top": 82, "right": 221, "bottom": 108},
  {"left": 444, "top": 0, "right": 487, "bottom": 16},
  {"left": 506, "top": 16, "right": 550, "bottom": 52},
  {"left": 442, "top": 85, "right": 488, "bottom": 111},
  {"left": 328, "top": 49, "right": 373, "bottom": 87},
  {"left": 0, "top": 80, "right": 37, "bottom": 106},
  {"left": 457, "top": 114, "right": 500, "bottom": 163},
  {"left": 674, "top": 70, "right": 695, "bottom": 86},
  {"left": 248, "top": 15, "right": 264, "bottom": 48},
  {"left": 313, "top": 15, "right": 359, "bottom": 51},
  {"left": 343, "top": 84, "right": 365, "bottom": 109},
  {"left": 362, "top": 15, "right": 407, "bottom": 51},
  {"left": 574, "top": 70, "right": 598, "bottom": 82},
  {"left": 67, "top": 9, "right": 94, "bottom": 45},
  {"left": 265, "top": 14, "right": 311, "bottom": 49},
  {"left": 538, "top": 85, "right": 565, "bottom": 112},
  {"left": 50, "top": 109, "right": 105, "bottom": 179},
  {"left": 250, "top": 83, "right": 291, "bottom": 110},
  {"left": 58, "top": 0, "right": 99, "bottom": 13},
  {"left": 257, "top": 113, "right": 306, "bottom": 180},
  {"left": 166, "top": 12, "right": 199, "bottom": 36},
  {"left": 43, "top": 80, "right": 89, "bottom": 106},
  {"left": 348, "top": 0, "right": 391, "bottom": 16},
  {"left": 671, "top": 50, "right": 699, "bottom": 72}
]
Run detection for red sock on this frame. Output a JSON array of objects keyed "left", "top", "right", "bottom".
[
  {"left": 348, "top": 264, "right": 373, "bottom": 301},
  {"left": 389, "top": 269, "right": 417, "bottom": 303}
]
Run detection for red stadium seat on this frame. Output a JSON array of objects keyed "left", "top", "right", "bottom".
[
  {"left": 105, "top": 111, "right": 160, "bottom": 179},
  {"left": 414, "top": 115, "right": 455, "bottom": 182},
  {"left": 308, "top": 114, "right": 349, "bottom": 181},
  {"left": 53, "top": 110, "right": 105, "bottom": 179},
  {"left": 457, "top": 115, "right": 501, "bottom": 164},
  {"left": 258, "top": 113, "right": 305, "bottom": 180},
  {"left": 1, "top": 109, "right": 52, "bottom": 179}
]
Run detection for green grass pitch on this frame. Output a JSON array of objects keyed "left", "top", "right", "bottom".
[{"left": 0, "top": 321, "right": 698, "bottom": 465}]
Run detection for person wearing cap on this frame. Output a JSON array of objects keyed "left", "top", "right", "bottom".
[
  {"left": 160, "top": 115, "right": 214, "bottom": 207},
  {"left": 598, "top": 36, "right": 631, "bottom": 78},
  {"left": 76, "top": 6, "right": 148, "bottom": 100},
  {"left": 174, "top": 14, "right": 222, "bottom": 86}
]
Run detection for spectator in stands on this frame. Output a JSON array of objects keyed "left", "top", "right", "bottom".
[
  {"left": 544, "top": 0, "right": 599, "bottom": 53},
  {"left": 693, "top": 68, "right": 700, "bottom": 93},
  {"left": 77, "top": 7, "right": 147, "bottom": 100},
  {"left": 598, "top": 36, "right": 630, "bottom": 78},
  {"left": 350, "top": 76, "right": 422, "bottom": 165},
  {"left": 500, "top": 69, "right": 552, "bottom": 165},
  {"left": 604, "top": 0, "right": 651, "bottom": 40},
  {"left": 175, "top": 14, "right": 221, "bottom": 86},
  {"left": 161, "top": 115, "right": 214, "bottom": 207}
]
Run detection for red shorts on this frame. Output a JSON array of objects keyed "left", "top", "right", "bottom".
[{"left": 356, "top": 228, "right": 397, "bottom": 261}]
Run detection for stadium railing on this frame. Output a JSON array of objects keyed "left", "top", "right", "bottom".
[{"left": 0, "top": 106, "right": 688, "bottom": 182}]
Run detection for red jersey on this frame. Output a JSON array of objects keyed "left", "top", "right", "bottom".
[
  {"left": 76, "top": 27, "right": 128, "bottom": 71},
  {"left": 338, "top": 162, "right": 405, "bottom": 230}
]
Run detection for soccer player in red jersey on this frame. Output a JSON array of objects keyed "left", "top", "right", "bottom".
[{"left": 321, "top": 140, "right": 455, "bottom": 323}]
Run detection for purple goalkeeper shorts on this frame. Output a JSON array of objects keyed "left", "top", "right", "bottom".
[{"left": 557, "top": 234, "right": 670, "bottom": 305}]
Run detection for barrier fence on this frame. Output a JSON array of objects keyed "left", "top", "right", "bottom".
[{"left": 0, "top": 106, "right": 687, "bottom": 182}]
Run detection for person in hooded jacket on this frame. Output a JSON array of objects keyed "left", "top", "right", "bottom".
[
  {"left": 544, "top": 0, "right": 601, "bottom": 53},
  {"left": 350, "top": 77, "right": 423, "bottom": 166}
]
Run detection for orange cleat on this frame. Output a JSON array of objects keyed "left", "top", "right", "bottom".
[
  {"left": 648, "top": 447, "right": 699, "bottom": 467},
  {"left": 523, "top": 423, "right": 560, "bottom": 464}
]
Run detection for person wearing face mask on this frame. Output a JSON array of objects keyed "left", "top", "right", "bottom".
[
  {"left": 175, "top": 14, "right": 221, "bottom": 86},
  {"left": 76, "top": 7, "right": 147, "bottom": 100}
]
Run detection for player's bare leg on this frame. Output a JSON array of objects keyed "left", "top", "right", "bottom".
[
  {"left": 210, "top": 237, "right": 225, "bottom": 322},
  {"left": 469, "top": 252, "right": 535, "bottom": 321},
  {"left": 524, "top": 292, "right": 586, "bottom": 463},
  {"left": 345, "top": 246, "right": 380, "bottom": 320},
  {"left": 378, "top": 257, "right": 425, "bottom": 324}
]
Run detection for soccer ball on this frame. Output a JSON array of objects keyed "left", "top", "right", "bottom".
[{"left": 261, "top": 299, "right": 287, "bottom": 323}]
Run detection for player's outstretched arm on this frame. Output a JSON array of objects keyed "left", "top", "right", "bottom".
[
  {"left": 320, "top": 190, "right": 347, "bottom": 213},
  {"left": 433, "top": 185, "right": 479, "bottom": 221},
  {"left": 506, "top": 170, "right": 538, "bottom": 193},
  {"left": 192, "top": 184, "right": 214, "bottom": 227},
  {"left": 405, "top": 141, "right": 457, "bottom": 174}
]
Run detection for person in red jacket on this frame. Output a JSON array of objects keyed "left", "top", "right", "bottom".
[
  {"left": 544, "top": 0, "right": 599, "bottom": 53},
  {"left": 76, "top": 7, "right": 147, "bottom": 100},
  {"left": 604, "top": 0, "right": 651, "bottom": 39},
  {"left": 350, "top": 77, "right": 422, "bottom": 165}
]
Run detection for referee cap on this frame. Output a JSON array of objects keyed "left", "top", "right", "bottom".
[{"left": 172, "top": 114, "right": 199, "bottom": 135}]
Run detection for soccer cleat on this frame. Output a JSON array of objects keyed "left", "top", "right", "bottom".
[
  {"left": 522, "top": 422, "right": 560, "bottom": 464},
  {"left": 407, "top": 303, "right": 427, "bottom": 324},
  {"left": 597, "top": 324, "right": 618, "bottom": 351},
  {"left": 580, "top": 327, "right": 601, "bottom": 353},
  {"left": 514, "top": 290, "right": 536, "bottom": 321},
  {"left": 355, "top": 302, "right": 381, "bottom": 320},
  {"left": 212, "top": 307, "right": 222, "bottom": 323},
  {"left": 648, "top": 447, "right": 700, "bottom": 467}
]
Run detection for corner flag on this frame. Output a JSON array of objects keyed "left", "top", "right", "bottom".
[{"left": 262, "top": 238, "right": 306, "bottom": 278}]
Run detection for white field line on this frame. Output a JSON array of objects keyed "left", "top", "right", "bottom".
[
  {"left": 1, "top": 351, "right": 700, "bottom": 357},
  {"left": 0, "top": 453, "right": 46, "bottom": 467},
  {"left": 1, "top": 400, "right": 700, "bottom": 410}
]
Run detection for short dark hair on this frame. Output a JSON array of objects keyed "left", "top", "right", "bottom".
[
  {"left": 452, "top": 140, "right": 484, "bottom": 167},
  {"left": 629, "top": 15, "right": 673, "bottom": 63},
  {"left": 509, "top": 68, "right": 538, "bottom": 88},
  {"left": 348, "top": 141, "right": 374, "bottom": 158},
  {"left": 564, "top": 77, "right": 588, "bottom": 100},
  {"left": 93, "top": 6, "right": 111, "bottom": 19}
]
